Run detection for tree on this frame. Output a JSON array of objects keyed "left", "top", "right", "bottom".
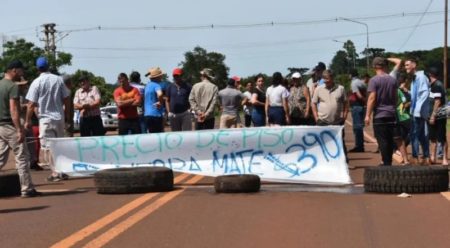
[
  {"left": 343, "top": 40, "right": 358, "bottom": 68},
  {"left": 330, "top": 50, "right": 350, "bottom": 75},
  {"left": 0, "top": 38, "right": 72, "bottom": 80},
  {"left": 70, "top": 70, "right": 115, "bottom": 106},
  {"left": 179, "top": 46, "right": 229, "bottom": 89},
  {"left": 287, "top": 67, "right": 309, "bottom": 76}
]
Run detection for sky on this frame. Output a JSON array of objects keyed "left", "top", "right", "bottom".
[{"left": 1, "top": 0, "right": 447, "bottom": 83}]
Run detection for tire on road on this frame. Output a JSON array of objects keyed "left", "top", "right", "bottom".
[
  {"left": 0, "top": 171, "right": 21, "bottom": 197},
  {"left": 364, "top": 166, "right": 449, "bottom": 193},
  {"left": 94, "top": 167, "right": 174, "bottom": 194},
  {"left": 214, "top": 174, "right": 261, "bottom": 193}
]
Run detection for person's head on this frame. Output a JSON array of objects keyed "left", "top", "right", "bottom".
[
  {"left": 172, "top": 68, "right": 183, "bottom": 83},
  {"left": 363, "top": 73, "right": 370, "bottom": 84},
  {"left": 272, "top": 72, "right": 283, "bottom": 86},
  {"left": 404, "top": 57, "right": 418, "bottom": 74},
  {"left": 227, "top": 78, "right": 236, "bottom": 88},
  {"left": 245, "top": 82, "right": 253, "bottom": 92},
  {"left": 130, "top": 71, "right": 141, "bottom": 83},
  {"left": 146, "top": 67, "right": 164, "bottom": 82},
  {"left": 78, "top": 75, "right": 90, "bottom": 90},
  {"left": 5, "top": 60, "right": 25, "bottom": 81},
  {"left": 349, "top": 68, "right": 359, "bottom": 79},
  {"left": 255, "top": 74, "right": 264, "bottom": 88},
  {"left": 427, "top": 67, "right": 440, "bottom": 80},
  {"left": 117, "top": 72, "right": 129, "bottom": 87},
  {"left": 313, "top": 62, "right": 326, "bottom": 77},
  {"left": 322, "top": 70, "right": 334, "bottom": 87},
  {"left": 291, "top": 72, "right": 302, "bottom": 87},
  {"left": 36, "top": 56, "right": 49, "bottom": 72},
  {"left": 200, "top": 68, "right": 215, "bottom": 81},
  {"left": 232, "top": 76, "right": 241, "bottom": 89},
  {"left": 372, "top": 57, "right": 388, "bottom": 72}
]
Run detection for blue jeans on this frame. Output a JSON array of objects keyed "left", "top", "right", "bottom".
[
  {"left": 351, "top": 106, "right": 365, "bottom": 149},
  {"left": 410, "top": 117, "right": 429, "bottom": 158},
  {"left": 252, "top": 108, "right": 266, "bottom": 127}
]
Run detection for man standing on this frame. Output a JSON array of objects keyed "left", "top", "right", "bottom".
[
  {"left": 405, "top": 58, "right": 431, "bottom": 165},
  {"left": 129, "top": 71, "right": 146, "bottom": 133},
  {"left": 218, "top": 78, "right": 246, "bottom": 128},
  {"left": 427, "top": 67, "right": 448, "bottom": 166},
  {"left": 144, "top": 67, "right": 165, "bottom": 133},
  {"left": 73, "top": 76, "right": 105, "bottom": 136},
  {"left": 25, "top": 56, "right": 70, "bottom": 182},
  {"left": 306, "top": 62, "right": 326, "bottom": 98},
  {"left": 242, "top": 82, "right": 253, "bottom": 127},
  {"left": 0, "top": 60, "right": 40, "bottom": 197},
  {"left": 365, "top": 57, "right": 398, "bottom": 166},
  {"left": 166, "top": 68, "right": 192, "bottom": 131},
  {"left": 114, "top": 73, "right": 141, "bottom": 135},
  {"left": 348, "top": 69, "right": 367, "bottom": 152},
  {"left": 189, "top": 68, "right": 218, "bottom": 130},
  {"left": 311, "top": 70, "right": 349, "bottom": 160}
]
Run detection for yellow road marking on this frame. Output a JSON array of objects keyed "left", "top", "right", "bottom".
[
  {"left": 83, "top": 175, "right": 204, "bottom": 248},
  {"left": 441, "top": 192, "right": 450, "bottom": 201},
  {"left": 51, "top": 173, "right": 191, "bottom": 248}
]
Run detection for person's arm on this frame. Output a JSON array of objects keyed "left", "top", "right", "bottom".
[
  {"left": 303, "top": 86, "right": 311, "bottom": 118},
  {"left": 251, "top": 92, "right": 264, "bottom": 106},
  {"left": 10, "top": 98, "right": 24, "bottom": 142},
  {"left": 204, "top": 86, "right": 218, "bottom": 118},
  {"left": 365, "top": 91, "right": 376, "bottom": 126},
  {"left": 429, "top": 98, "right": 442, "bottom": 125},
  {"left": 24, "top": 101, "right": 37, "bottom": 130},
  {"left": 264, "top": 97, "right": 269, "bottom": 123},
  {"left": 131, "top": 89, "right": 141, "bottom": 106},
  {"left": 89, "top": 87, "right": 101, "bottom": 109},
  {"left": 188, "top": 86, "right": 198, "bottom": 113},
  {"left": 282, "top": 97, "right": 290, "bottom": 124},
  {"left": 342, "top": 91, "right": 349, "bottom": 124},
  {"left": 73, "top": 89, "right": 84, "bottom": 110}
]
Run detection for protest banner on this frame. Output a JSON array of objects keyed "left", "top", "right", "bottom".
[{"left": 48, "top": 126, "right": 351, "bottom": 184}]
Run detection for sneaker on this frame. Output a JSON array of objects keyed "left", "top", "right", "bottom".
[
  {"left": 47, "top": 174, "right": 62, "bottom": 182},
  {"left": 21, "top": 189, "right": 42, "bottom": 198},
  {"left": 349, "top": 147, "right": 365, "bottom": 153},
  {"left": 59, "top": 173, "right": 69, "bottom": 180}
]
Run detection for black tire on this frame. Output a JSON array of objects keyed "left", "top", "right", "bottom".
[
  {"left": 214, "top": 174, "right": 261, "bottom": 193},
  {"left": 0, "top": 171, "right": 21, "bottom": 197},
  {"left": 364, "top": 166, "right": 449, "bottom": 193},
  {"left": 94, "top": 167, "right": 174, "bottom": 194}
]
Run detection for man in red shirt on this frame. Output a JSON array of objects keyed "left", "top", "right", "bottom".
[{"left": 114, "top": 73, "right": 142, "bottom": 135}]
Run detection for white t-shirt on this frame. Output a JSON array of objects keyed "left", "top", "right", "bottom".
[
  {"left": 266, "top": 85, "right": 289, "bottom": 107},
  {"left": 242, "top": 91, "right": 252, "bottom": 115}
]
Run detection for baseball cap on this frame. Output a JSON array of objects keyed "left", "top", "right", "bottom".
[
  {"left": 314, "top": 62, "right": 326, "bottom": 71},
  {"left": 291, "top": 72, "right": 301, "bottom": 79},
  {"left": 36, "top": 57, "right": 49, "bottom": 70},
  {"left": 6, "top": 60, "right": 24, "bottom": 70},
  {"left": 231, "top": 76, "right": 241, "bottom": 82},
  {"left": 172, "top": 68, "right": 183, "bottom": 76}
]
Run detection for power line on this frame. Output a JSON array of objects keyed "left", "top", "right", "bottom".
[{"left": 398, "top": 0, "right": 434, "bottom": 51}]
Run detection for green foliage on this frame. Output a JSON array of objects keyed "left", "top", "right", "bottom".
[
  {"left": 0, "top": 38, "right": 71, "bottom": 80},
  {"left": 180, "top": 46, "right": 229, "bottom": 89},
  {"left": 70, "top": 70, "right": 115, "bottom": 106},
  {"left": 330, "top": 50, "right": 350, "bottom": 75}
]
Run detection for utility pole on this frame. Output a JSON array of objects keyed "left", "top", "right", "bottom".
[
  {"left": 444, "top": 0, "right": 448, "bottom": 89},
  {"left": 42, "top": 23, "right": 57, "bottom": 70}
]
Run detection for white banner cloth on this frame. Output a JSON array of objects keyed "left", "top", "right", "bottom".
[{"left": 49, "top": 126, "right": 351, "bottom": 185}]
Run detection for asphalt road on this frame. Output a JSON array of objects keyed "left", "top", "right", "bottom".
[{"left": 1, "top": 123, "right": 449, "bottom": 248}]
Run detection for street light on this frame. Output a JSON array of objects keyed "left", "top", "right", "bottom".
[
  {"left": 339, "top": 17, "right": 370, "bottom": 72},
  {"left": 332, "top": 39, "right": 356, "bottom": 68}
]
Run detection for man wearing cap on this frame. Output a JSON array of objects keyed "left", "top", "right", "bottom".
[
  {"left": 25, "top": 57, "right": 70, "bottom": 182},
  {"left": 218, "top": 78, "right": 246, "bottom": 129},
  {"left": 348, "top": 69, "right": 367, "bottom": 152},
  {"left": 143, "top": 67, "right": 165, "bottom": 133},
  {"left": 405, "top": 58, "right": 431, "bottom": 165},
  {"left": 365, "top": 57, "right": 398, "bottom": 166},
  {"left": 189, "top": 68, "right": 219, "bottom": 130},
  {"left": 73, "top": 76, "right": 105, "bottom": 136},
  {"left": 166, "top": 68, "right": 192, "bottom": 131},
  {"left": 0, "top": 60, "right": 40, "bottom": 197},
  {"left": 306, "top": 62, "right": 326, "bottom": 99},
  {"left": 114, "top": 73, "right": 142, "bottom": 135}
]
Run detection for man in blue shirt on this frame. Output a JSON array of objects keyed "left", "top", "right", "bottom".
[
  {"left": 144, "top": 67, "right": 164, "bottom": 133},
  {"left": 405, "top": 58, "right": 430, "bottom": 165},
  {"left": 166, "top": 68, "right": 192, "bottom": 131}
]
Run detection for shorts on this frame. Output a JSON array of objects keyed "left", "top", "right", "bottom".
[
  {"left": 429, "top": 118, "right": 447, "bottom": 143},
  {"left": 220, "top": 114, "right": 238, "bottom": 129},
  {"left": 39, "top": 118, "right": 65, "bottom": 148},
  {"left": 268, "top": 106, "right": 286, "bottom": 126},
  {"left": 393, "top": 119, "right": 410, "bottom": 141}
]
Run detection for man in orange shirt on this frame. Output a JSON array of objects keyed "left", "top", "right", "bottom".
[{"left": 114, "top": 73, "right": 142, "bottom": 135}]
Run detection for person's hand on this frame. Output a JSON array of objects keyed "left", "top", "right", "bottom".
[
  {"left": 197, "top": 112, "right": 205, "bottom": 123},
  {"left": 304, "top": 111, "right": 310, "bottom": 119},
  {"left": 285, "top": 114, "right": 291, "bottom": 125},
  {"left": 83, "top": 103, "right": 90, "bottom": 109},
  {"left": 17, "top": 129, "right": 25, "bottom": 143},
  {"left": 429, "top": 116, "right": 435, "bottom": 125},
  {"left": 168, "top": 112, "right": 175, "bottom": 118},
  {"left": 24, "top": 122, "right": 31, "bottom": 130},
  {"left": 153, "top": 102, "right": 161, "bottom": 109},
  {"left": 365, "top": 115, "right": 371, "bottom": 126}
]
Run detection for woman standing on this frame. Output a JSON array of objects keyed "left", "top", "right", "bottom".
[
  {"left": 266, "top": 72, "right": 290, "bottom": 126},
  {"left": 288, "top": 72, "right": 310, "bottom": 125},
  {"left": 251, "top": 75, "right": 266, "bottom": 127}
]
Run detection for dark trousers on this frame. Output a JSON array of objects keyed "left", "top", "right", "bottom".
[
  {"left": 195, "top": 118, "right": 215, "bottom": 130},
  {"left": 351, "top": 106, "right": 366, "bottom": 149},
  {"left": 80, "top": 115, "right": 105, "bottom": 137},
  {"left": 145, "top": 116, "right": 164, "bottom": 133},
  {"left": 118, "top": 118, "right": 141, "bottom": 135},
  {"left": 373, "top": 117, "right": 397, "bottom": 165},
  {"left": 244, "top": 114, "right": 252, "bottom": 127}
]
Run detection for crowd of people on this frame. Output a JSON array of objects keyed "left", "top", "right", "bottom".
[{"left": 0, "top": 55, "right": 448, "bottom": 197}]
